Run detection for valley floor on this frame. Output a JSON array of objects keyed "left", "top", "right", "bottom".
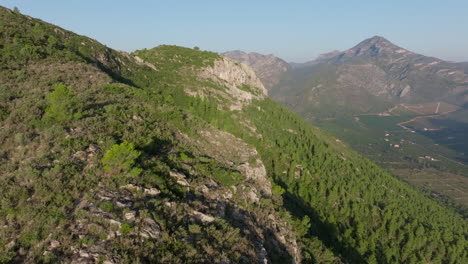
[{"left": 316, "top": 103, "right": 468, "bottom": 209}]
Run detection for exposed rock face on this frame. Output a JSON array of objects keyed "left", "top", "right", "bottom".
[
  {"left": 190, "top": 210, "right": 216, "bottom": 223},
  {"left": 222, "top": 50, "right": 291, "bottom": 90},
  {"left": 200, "top": 56, "right": 267, "bottom": 110},
  {"left": 205, "top": 56, "right": 267, "bottom": 94},
  {"left": 177, "top": 127, "right": 272, "bottom": 196},
  {"left": 131, "top": 54, "right": 157, "bottom": 70}
]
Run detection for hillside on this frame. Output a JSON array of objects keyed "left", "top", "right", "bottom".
[
  {"left": 222, "top": 50, "right": 290, "bottom": 90},
  {"left": 0, "top": 7, "right": 466, "bottom": 264}
]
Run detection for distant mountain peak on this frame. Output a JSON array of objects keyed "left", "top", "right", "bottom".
[
  {"left": 344, "top": 36, "right": 411, "bottom": 58},
  {"left": 354, "top": 36, "right": 396, "bottom": 48},
  {"left": 367, "top": 35, "right": 390, "bottom": 43},
  {"left": 292, "top": 36, "right": 409, "bottom": 68}
]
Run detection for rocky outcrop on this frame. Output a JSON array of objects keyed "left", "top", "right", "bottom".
[
  {"left": 176, "top": 126, "right": 271, "bottom": 196},
  {"left": 199, "top": 56, "right": 267, "bottom": 110},
  {"left": 173, "top": 125, "right": 303, "bottom": 262},
  {"left": 222, "top": 50, "right": 291, "bottom": 90},
  {"left": 205, "top": 56, "right": 267, "bottom": 94}
]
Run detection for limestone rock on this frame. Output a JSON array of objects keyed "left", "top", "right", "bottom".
[
  {"left": 222, "top": 50, "right": 291, "bottom": 90},
  {"left": 198, "top": 56, "right": 267, "bottom": 110}
]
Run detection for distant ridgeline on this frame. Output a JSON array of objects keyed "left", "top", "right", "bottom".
[
  {"left": 0, "top": 6, "right": 466, "bottom": 264},
  {"left": 269, "top": 36, "right": 468, "bottom": 119}
]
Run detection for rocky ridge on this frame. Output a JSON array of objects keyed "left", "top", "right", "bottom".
[
  {"left": 199, "top": 56, "right": 268, "bottom": 110},
  {"left": 222, "top": 50, "right": 290, "bottom": 90}
]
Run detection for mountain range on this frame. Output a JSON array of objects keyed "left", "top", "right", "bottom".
[
  {"left": 226, "top": 36, "right": 468, "bottom": 118},
  {"left": 0, "top": 6, "right": 466, "bottom": 264},
  {"left": 225, "top": 36, "right": 468, "bottom": 211}
]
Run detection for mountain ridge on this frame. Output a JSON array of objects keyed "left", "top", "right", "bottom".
[
  {"left": 290, "top": 50, "right": 342, "bottom": 69},
  {"left": 221, "top": 50, "right": 290, "bottom": 90}
]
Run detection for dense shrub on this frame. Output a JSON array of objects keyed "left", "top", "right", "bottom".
[
  {"left": 43, "top": 83, "right": 81, "bottom": 123},
  {"left": 102, "top": 141, "right": 142, "bottom": 177}
]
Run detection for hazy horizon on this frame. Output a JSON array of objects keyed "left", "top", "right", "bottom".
[{"left": 2, "top": 0, "right": 468, "bottom": 63}]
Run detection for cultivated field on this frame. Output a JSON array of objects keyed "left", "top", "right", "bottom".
[
  {"left": 392, "top": 168, "right": 468, "bottom": 205},
  {"left": 399, "top": 102, "right": 460, "bottom": 115}
]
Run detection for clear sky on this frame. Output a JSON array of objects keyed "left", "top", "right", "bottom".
[{"left": 2, "top": 0, "right": 468, "bottom": 62}]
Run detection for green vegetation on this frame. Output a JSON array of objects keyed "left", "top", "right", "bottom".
[
  {"left": 315, "top": 114, "right": 468, "bottom": 214},
  {"left": 234, "top": 101, "right": 466, "bottom": 263},
  {"left": 43, "top": 83, "right": 81, "bottom": 123},
  {"left": 238, "top": 84, "right": 261, "bottom": 95},
  {"left": 0, "top": 6, "right": 466, "bottom": 264},
  {"left": 102, "top": 141, "right": 142, "bottom": 177},
  {"left": 120, "top": 223, "right": 132, "bottom": 234},
  {"left": 132, "top": 45, "right": 219, "bottom": 74}
]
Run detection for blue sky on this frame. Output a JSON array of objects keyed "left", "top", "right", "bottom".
[{"left": 2, "top": 0, "right": 468, "bottom": 62}]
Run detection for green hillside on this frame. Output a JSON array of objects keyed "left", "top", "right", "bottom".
[{"left": 0, "top": 7, "right": 466, "bottom": 264}]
